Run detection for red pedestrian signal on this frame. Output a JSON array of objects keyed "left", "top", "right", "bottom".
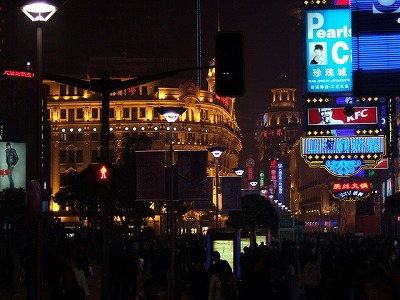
[
  {"left": 97, "top": 164, "right": 109, "bottom": 182},
  {"left": 91, "top": 163, "right": 111, "bottom": 199}
]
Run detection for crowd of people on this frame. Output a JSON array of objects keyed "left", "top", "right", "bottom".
[{"left": 3, "top": 228, "right": 400, "bottom": 299}]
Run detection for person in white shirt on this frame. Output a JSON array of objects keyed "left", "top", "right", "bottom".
[{"left": 69, "top": 259, "right": 91, "bottom": 297}]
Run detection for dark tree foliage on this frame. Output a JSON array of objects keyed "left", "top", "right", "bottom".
[
  {"left": 54, "top": 168, "right": 99, "bottom": 226},
  {"left": 53, "top": 135, "right": 156, "bottom": 232},
  {"left": 112, "top": 136, "right": 155, "bottom": 233},
  {"left": 384, "top": 192, "right": 400, "bottom": 217},
  {"left": 226, "top": 193, "right": 279, "bottom": 242},
  {"left": 0, "top": 188, "right": 27, "bottom": 230}
]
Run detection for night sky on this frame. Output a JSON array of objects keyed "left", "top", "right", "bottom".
[{"left": 8, "top": 0, "right": 303, "bottom": 165}]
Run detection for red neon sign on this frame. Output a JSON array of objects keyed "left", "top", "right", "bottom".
[
  {"left": 330, "top": 179, "right": 372, "bottom": 201},
  {"left": 332, "top": 181, "right": 371, "bottom": 192},
  {"left": 2, "top": 70, "right": 35, "bottom": 78},
  {"left": 215, "top": 94, "right": 229, "bottom": 109}
]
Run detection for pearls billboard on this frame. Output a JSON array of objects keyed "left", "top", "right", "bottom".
[{"left": 305, "top": 8, "right": 352, "bottom": 93}]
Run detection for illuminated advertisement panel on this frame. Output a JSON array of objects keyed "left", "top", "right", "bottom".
[
  {"left": 307, "top": 107, "right": 378, "bottom": 125},
  {"left": 301, "top": 136, "right": 385, "bottom": 176},
  {"left": 302, "top": 136, "right": 384, "bottom": 154},
  {"left": 305, "top": 8, "right": 352, "bottom": 93},
  {"left": 277, "top": 162, "right": 284, "bottom": 203},
  {"left": 269, "top": 159, "right": 278, "bottom": 195},
  {"left": 213, "top": 240, "right": 234, "bottom": 272},
  {"left": 351, "top": 0, "right": 400, "bottom": 95},
  {"left": 0, "top": 142, "right": 26, "bottom": 191},
  {"left": 330, "top": 178, "right": 372, "bottom": 201}
]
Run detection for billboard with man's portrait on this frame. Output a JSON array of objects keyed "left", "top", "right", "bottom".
[
  {"left": 305, "top": 8, "right": 352, "bottom": 93},
  {"left": 0, "top": 142, "right": 26, "bottom": 191}
]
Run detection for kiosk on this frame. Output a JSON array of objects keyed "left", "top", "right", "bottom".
[{"left": 206, "top": 228, "right": 241, "bottom": 279}]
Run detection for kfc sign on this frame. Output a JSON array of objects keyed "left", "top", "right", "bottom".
[{"left": 308, "top": 107, "right": 378, "bottom": 125}]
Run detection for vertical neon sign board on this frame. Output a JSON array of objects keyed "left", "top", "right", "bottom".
[
  {"left": 277, "top": 162, "right": 284, "bottom": 203},
  {"left": 305, "top": 8, "right": 352, "bottom": 93}
]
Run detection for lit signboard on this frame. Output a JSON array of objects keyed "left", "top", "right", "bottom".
[
  {"left": 351, "top": 0, "right": 400, "bottom": 96},
  {"left": 305, "top": 8, "right": 352, "bottom": 93},
  {"left": 330, "top": 179, "right": 372, "bottom": 201},
  {"left": 213, "top": 240, "right": 234, "bottom": 273},
  {"left": 307, "top": 107, "right": 378, "bottom": 125},
  {"left": 0, "top": 142, "right": 26, "bottom": 191},
  {"left": 1, "top": 69, "right": 35, "bottom": 78},
  {"left": 270, "top": 159, "right": 278, "bottom": 195},
  {"left": 301, "top": 136, "right": 385, "bottom": 176},
  {"left": 277, "top": 162, "right": 284, "bottom": 203}
]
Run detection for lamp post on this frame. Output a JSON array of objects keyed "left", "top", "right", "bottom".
[
  {"left": 208, "top": 146, "right": 227, "bottom": 228},
  {"left": 21, "top": 2, "right": 58, "bottom": 300},
  {"left": 155, "top": 106, "right": 186, "bottom": 300},
  {"left": 21, "top": 1, "right": 57, "bottom": 184},
  {"left": 232, "top": 167, "right": 245, "bottom": 176},
  {"left": 248, "top": 179, "right": 258, "bottom": 190}
]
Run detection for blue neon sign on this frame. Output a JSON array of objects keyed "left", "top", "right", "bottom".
[
  {"left": 351, "top": 0, "right": 400, "bottom": 95},
  {"left": 305, "top": 9, "right": 352, "bottom": 93},
  {"left": 302, "top": 136, "right": 385, "bottom": 155}
]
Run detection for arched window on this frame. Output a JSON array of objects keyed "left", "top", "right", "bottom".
[
  {"left": 280, "top": 114, "right": 288, "bottom": 125},
  {"left": 270, "top": 115, "right": 277, "bottom": 125}
]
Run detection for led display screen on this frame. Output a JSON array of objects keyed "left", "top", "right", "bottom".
[
  {"left": 305, "top": 8, "right": 352, "bottom": 93},
  {"left": 301, "top": 136, "right": 385, "bottom": 155},
  {"left": 300, "top": 136, "right": 386, "bottom": 176},
  {"left": 0, "top": 142, "right": 26, "bottom": 191},
  {"left": 351, "top": 0, "right": 400, "bottom": 96},
  {"left": 213, "top": 240, "right": 234, "bottom": 272}
]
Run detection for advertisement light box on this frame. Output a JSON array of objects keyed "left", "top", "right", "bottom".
[
  {"left": 351, "top": 0, "right": 400, "bottom": 95},
  {"left": 301, "top": 136, "right": 384, "bottom": 155},
  {"left": 0, "top": 142, "right": 26, "bottom": 191},
  {"left": 305, "top": 8, "right": 352, "bottom": 93},
  {"left": 300, "top": 136, "right": 385, "bottom": 176},
  {"left": 307, "top": 107, "right": 378, "bottom": 125}
]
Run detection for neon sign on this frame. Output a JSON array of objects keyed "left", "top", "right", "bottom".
[
  {"left": 263, "top": 128, "right": 283, "bottom": 137},
  {"left": 302, "top": 136, "right": 384, "bottom": 154},
  {"left": 301, "top": 135, "right": 386, "bottom": 176},
  {"left": 277, "top": 162, "right": 284, "bottom": 202},
  {"left": 307, "top": 107, "right": 378, "bottom": 125},
  {"left": 2, "top": 69, "right": 35, "bottom": 78},
  {"left": 330, "top": 179, "right": 372, "bottom": 201},
  {"left": 214, "top": 94, "right": 229, "bottom": 110}
]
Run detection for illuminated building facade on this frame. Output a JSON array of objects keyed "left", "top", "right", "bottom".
[
  {"left": 255, "top": 88, "right": 302, "bottom": 183},
  {"left": 45, "top": 64, "right": 242, "bottom": 231},
  {"left": 255, "top": 88, "right": 304, "bottom": 212},
  {"left": 255, "top": 88, "right": 343, "bottom": 232}
]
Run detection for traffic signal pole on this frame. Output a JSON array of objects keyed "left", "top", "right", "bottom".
[
  {"left": 100, "top": 72, "right": 110, "bottom": 300},
  {"left": 42, "top": 66, "right": 211, "bottom": 300}
]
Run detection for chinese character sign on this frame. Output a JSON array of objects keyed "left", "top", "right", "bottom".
[
  {"left": 305, "top": 8, "right": 352, "bottom": 93},
  {"left": 330, "top": 179, "right": 372, "bottom": 201}
]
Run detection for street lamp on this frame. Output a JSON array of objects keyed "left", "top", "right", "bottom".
[
  {"left": 21, "top": 2, "right": 58, "bottom": 300},
  {"left": 232, "top": 167, "right": 245, "bottom": 176},
  {"left": 21, "top": 0, "right": 57, "bottom": 184},
  {"left": 155, "top": 106, "right": 186, "bottom": 300},
  {"left": 208, "top": 146, "right": 227, "bottom": 228},
  {"left": 248, "top": 179, "right": 258, "bottom": 189}
]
